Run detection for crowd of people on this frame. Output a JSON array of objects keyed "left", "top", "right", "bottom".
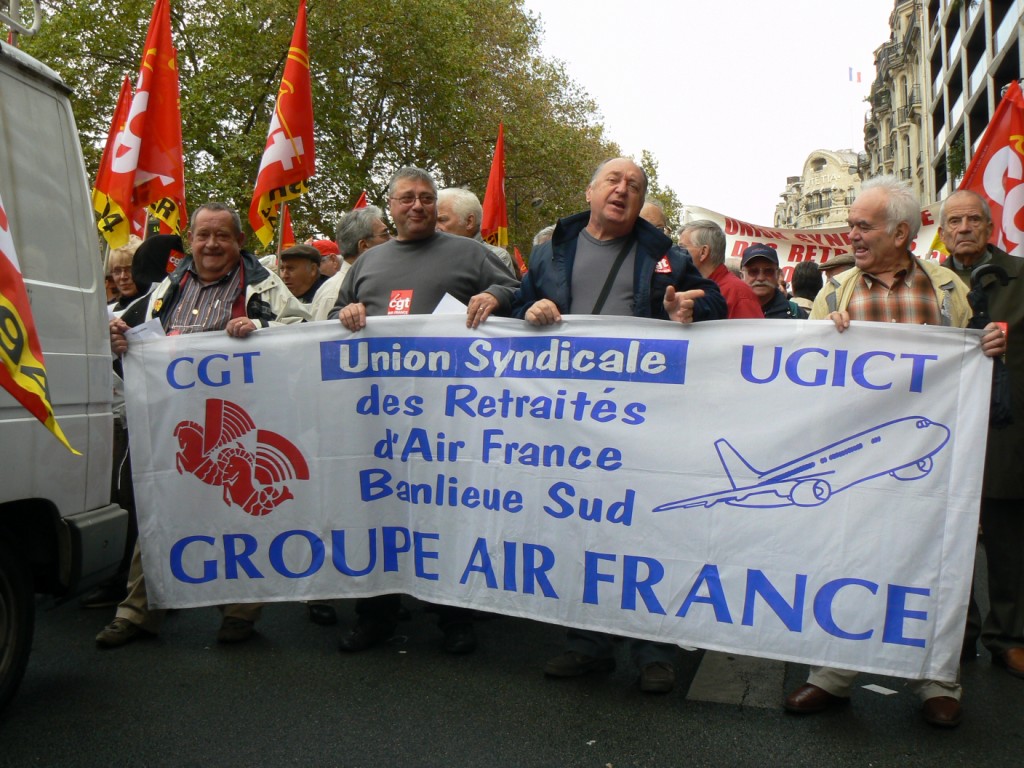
[{"left": 94, "top": 158, "right": 1022, "bottom": 729}]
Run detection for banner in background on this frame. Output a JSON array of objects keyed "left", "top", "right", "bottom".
[
  {"left": 681, "top": 204, "right": 945, "bottom": 281},
  {"left": 124, "top": 316, "right": 989, "bottom": 682}
]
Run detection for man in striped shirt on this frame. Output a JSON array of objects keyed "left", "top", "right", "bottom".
[{"left": 99, "top": 202, "right": 308, "bottom": 650}]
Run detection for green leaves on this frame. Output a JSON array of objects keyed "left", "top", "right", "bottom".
[{"left": 23, "top": 0, "right": 650, "bottom": 253}]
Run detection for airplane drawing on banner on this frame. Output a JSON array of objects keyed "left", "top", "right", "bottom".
[{"left": 652, "top": 416, "right": 950, "bottom": 512}]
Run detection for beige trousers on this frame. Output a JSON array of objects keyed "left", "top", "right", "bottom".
[
  {"left": 807, "top": 665, "right": 961, "bottom": 702},
  {"left": 115, "top": 542, "right": 262, "bottom": 633}
]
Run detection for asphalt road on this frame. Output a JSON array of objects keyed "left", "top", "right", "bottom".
[{"left": 2, "top": 546, "right": 1023, "bottom": 767}]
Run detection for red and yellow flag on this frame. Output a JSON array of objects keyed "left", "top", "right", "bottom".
[
  {"left": 249, "top": 0, "right": 315, "bottom": 246},
  {"left": 96, "top": 0, "right": 187, "bottom": 243},
  {"left": 92, "top": 75, "right": 136, "bottom": 250},
  {"left": 958, "top": 80, "right": 1024, "bottom": 257},
  {"left": 481, "top": 123, "right": 509, "bottom": 248},
  {"left": 0, "top": 191, "right": 77, "bottom": 453}
]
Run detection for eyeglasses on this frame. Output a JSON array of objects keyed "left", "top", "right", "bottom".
[
  {"left": 743, "top": 265, "right": 778, "bottom": 278},
  {"left": 389, "top": 194, "right": 437, "bottom": 207},
  {"left": 111, "top": 266, "right": 133, "bottom": 276}
]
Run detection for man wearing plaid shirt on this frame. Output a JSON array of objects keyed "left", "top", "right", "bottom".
[{"left": 783, "top": 175, "right": 1007, "bottom": 729}]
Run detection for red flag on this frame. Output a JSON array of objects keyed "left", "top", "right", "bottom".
[
  {"left": 513, "top": 246, "right": 527, "bottom": 275},
  {"left": 92, "top": 75, "right": 136, "bottom": 249},
  {"left": 481, "top": 123, "right": 509, "bottom": 248},
  {"left": 0, "top": 191, "right": 77, "bottom": 453},
  {"left": 102, "top": 0, "right": 187, "bottom": 238},
  {"left": 249, "top": 0, "right": 315, "bottom": 246},
  {"left": 279, "top": 204, "right": 296, "bottom": 251},
  {"left": 958, "top": 80, "right": 1024, "bottom": 257},
  {"left": 353, "top": 190, "right": 368, "bottom": 210}
]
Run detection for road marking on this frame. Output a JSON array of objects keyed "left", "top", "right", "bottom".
[{"left": 686, "top": 651, "right": 785, "bottom": 709}]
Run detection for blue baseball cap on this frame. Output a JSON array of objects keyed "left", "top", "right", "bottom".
[{"left": 740, "top": 243, "right": 779, "bottom": 267}]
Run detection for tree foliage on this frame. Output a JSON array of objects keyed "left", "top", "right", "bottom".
[
  {"left": 640, "top": 149, "right": 681, "bottom": 236},
  {"left": 22, "top": 0, "right": 638, "bottom": 252}
]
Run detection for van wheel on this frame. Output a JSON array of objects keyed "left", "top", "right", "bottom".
[{"left": 0, "top": 538, "right": 33, "bottom": 714}]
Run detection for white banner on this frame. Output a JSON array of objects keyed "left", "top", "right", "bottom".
[
  {"left": 681, "top": 204, "right": 946, "bottom": 282},
  {"left": 124, "top": 316, "right": 990, "bottom": 681}
]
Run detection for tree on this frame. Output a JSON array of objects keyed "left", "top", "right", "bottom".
[
  {"left": 640, "top": 150, "right": 681, "bottom": 235},
  {"left": 23, "top": 0, "right": 637, "bottom": 252}
]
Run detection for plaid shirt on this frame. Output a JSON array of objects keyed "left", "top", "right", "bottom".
[{"left": 844, "top": 258, "right": 941, "bottom": 326}]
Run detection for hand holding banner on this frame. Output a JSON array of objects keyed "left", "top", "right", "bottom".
[{"left": 124, "top": 316, "right": 989, "bottom": 682}]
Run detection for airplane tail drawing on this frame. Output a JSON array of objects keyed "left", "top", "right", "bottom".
[{"left": 715, "top": 438, "right": 762, "bottom": 488}]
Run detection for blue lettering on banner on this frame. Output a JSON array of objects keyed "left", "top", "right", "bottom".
[
  {"left": 320, "top": 336, "right": 687, "bottom": 384},
  {"left": 739, "top": 346, "right": 938, "bottom": 393},
  {"left": 169, "top": 527, "right": 442, "bottom": 584},
  {"left": 167, "top": 351, "right": 261, "bottom": 390},
  {"left": 882, "top": 584, "right": 930, "bottom": 648},
  {"left": 166, "top": 533, "right": 933, "bottom": 649},
  {"left": 575, "top": 557, "right": 931, "bottom": 647},
  {"left": 458, "top": 538, "right": 559, "bottom": 597}
]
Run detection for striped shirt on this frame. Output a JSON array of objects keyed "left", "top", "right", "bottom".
[
  {"left": 164, "top": 265, "right": 243, "bottom": 335},
  {"left": 845, "top": 258, "right": 940, "bottom": 326}
]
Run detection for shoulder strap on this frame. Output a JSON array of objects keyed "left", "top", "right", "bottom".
[{"left": 591, "top": 237, "right": 635, "bottom": 314}]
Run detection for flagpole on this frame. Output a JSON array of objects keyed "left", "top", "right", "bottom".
[{"left": 276, "top": 203, "right": 287, "bottom": 256}]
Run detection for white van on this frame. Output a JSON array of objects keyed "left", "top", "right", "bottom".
[{"left": 0, "top": 4, "right": 129, "bottom": 712}]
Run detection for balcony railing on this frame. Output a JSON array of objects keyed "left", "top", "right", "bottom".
[
  {"left": 886, "top": 40, "right": 904, "bottom": 66},
  {"left": 900, "top": 167, "right": 912, "bottom": 180}
]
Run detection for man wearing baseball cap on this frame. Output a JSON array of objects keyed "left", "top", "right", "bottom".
[{"left": 740, "top": 243, "right": 807, "bottom": 319}]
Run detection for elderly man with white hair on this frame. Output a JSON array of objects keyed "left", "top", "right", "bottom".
[{"left": 436, "top": 186, "right": 517, "bottom": 276}]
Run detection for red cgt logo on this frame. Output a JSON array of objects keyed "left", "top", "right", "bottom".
[{"left": 173, "top": 399, "right": 309, "bottom": 517}]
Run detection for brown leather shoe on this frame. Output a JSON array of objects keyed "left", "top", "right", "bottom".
[
  {"left": 922, "top": 696, "right": 962, "bottom": 728},
  {"left": 994, "top": 647, "right": 1024, "bottom": 679},
  {"left": 784, "top": 683, "right": 850, "bottom": 714}
]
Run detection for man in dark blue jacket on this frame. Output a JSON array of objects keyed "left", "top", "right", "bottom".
[
  {"left": 512, "top": 157, "right": 724, "bottom": 326},
  {"left": 511, "top": 157, "right": 725, "bottom": 694}
]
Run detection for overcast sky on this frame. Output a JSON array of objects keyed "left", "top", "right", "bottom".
[{"left": 522, "top": 0, "right": 897, "bottom": 224}]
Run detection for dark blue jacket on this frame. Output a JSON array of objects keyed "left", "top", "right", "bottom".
[{"left": 511, "top": 212, "right": 726, "bottom": 321}]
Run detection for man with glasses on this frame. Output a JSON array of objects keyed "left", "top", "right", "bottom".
[
  {"left": 740, "top": 243, "right": 806, "bottom": 319},
  {"left": 331, "top": 167, "right": 517, "bottom": 329},
  {"left": 329, "top": 166, "right": 519, "bottom": 654}
]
